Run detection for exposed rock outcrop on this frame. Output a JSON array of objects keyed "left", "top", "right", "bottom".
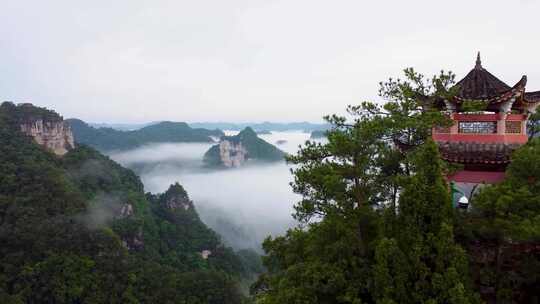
[
  {"left": 122, "top": 227, "right": 144, "bottom": 251},
  {"left": 117, "top": 203, "right": 134, "bottom": 218},
  {"left": 218, "top": 139, "right": 249, "bottom": 168},
  {"left": 200, "top": 250, "right": 212, "bottom": 260},
  {"left": 20, "top": 119, "right": 75, "bottom": 156},
  {"left": 203, "top": 127, "right": 285, "bottom": 168},
  {"left": 15, "top": 103, "right": 74, "bottom": 156}
]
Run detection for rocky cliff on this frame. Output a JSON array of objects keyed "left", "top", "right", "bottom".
[
  {"left": 217, "top": 139, "right": 249, "bottom": 168},
  {"left": 203, "top": 127, "right": 285, "bottom": 168},
  {"left": 20, "top": 118, "right": 75, "bottom": 156},
  {"left": 15, "top": 103, "right": 74, "bottom": 155}
]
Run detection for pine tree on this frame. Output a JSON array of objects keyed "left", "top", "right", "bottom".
[
  {"left": 460, "top": 138, "right": 540, "bottom": 302},
  {"left": 373, "top": 141, "right": 479, "bottom": 304}
]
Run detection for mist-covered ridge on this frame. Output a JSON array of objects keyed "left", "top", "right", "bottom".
[{"left": 67, "top": 118, "right": 224, "bottom": 151}]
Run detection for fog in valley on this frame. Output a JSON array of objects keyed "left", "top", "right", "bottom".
[{"left": 109, "top": 131, "right": 319, "bottom": 251}]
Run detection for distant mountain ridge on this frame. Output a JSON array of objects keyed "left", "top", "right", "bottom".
[
  {"left": 90, "top": 121, "right": 331, "bottom": 132},
  {"left": 89, "top": 122, "right": 159, "bottom": 131},
  {"left": 67, "top": 119, "right": 224, "bottom": 151},
  {"left": 190, "top": 121, "right": 330, "bottom": 132}
]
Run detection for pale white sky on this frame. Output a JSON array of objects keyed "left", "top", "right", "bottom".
[{"left": 1, "top": 0, "right": 539, "bottom": 123}]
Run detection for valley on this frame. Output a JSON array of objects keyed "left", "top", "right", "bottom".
[{"left": 108, "top": 130, "right": 317, "bottom": 251}]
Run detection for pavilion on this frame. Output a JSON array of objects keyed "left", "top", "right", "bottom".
[{"left": 432, "top": 53, "right": 540, "bottom": 200}]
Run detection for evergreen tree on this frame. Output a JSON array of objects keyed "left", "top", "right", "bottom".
[
  {"left": 458, "top": 138, "right": 540, "bottom": 302},
  {"left": 373, "top": 141, "right": 478, "bottom": 304}
]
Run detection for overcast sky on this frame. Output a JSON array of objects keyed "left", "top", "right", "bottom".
[{"left": 1, "top": 0, "right": 539, "bottom": 123}]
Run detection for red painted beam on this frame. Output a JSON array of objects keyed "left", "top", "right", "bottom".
[
  {"left": 453, "top": 113, "right": 499, "bottom": 121},
  {"left": 448, "top": 171, "right": 506, "bottom": 184},
  {"left": 433, "top": 133, "right": 528, "bottom": 144},
  {"left": 452, "top": 113, "right": 526, "bottom": 121}
]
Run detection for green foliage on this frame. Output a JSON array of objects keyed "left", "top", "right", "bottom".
[
  {"left": 67, "top": 119, "right": 224, "bottom": 151},
  {"left": 237, "top": 249, "right": 265, "bottom": 275},
  {"left": 2, "top": 101, "right": 63, "bottom": 123},
  {"left": 19, "top": 254, "right": 99, "bottom": 303},
  {"left": 373, "top": 141, "right": 478, "bottom": 304},
  {"left": 456, "top": 139, "right": 540, "bottom": 302},
  {"left": 464, "top": 139, "right": 540, "bottom": 242},
  {"left": 257, "top": 214, "right": 376, "bottom": 303}
]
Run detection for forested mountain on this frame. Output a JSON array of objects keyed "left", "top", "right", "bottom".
[
  {"left": 89, "top": 122, "right": 158, "bottom": 131},
  {"left": 0, "top": 102, "right": 258, "bottom": 303},
  {"left": 203, "top": 127, "right": 285, "bottom": 168},
  {"left": 67, "top": 118, "right": 224, "bottom": 151}
]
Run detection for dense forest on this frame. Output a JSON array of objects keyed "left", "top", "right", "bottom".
[
  {"left": 0, "top": 102, "right": 260, "bottom": 303},
  {"left": 252, "top": 69, "right": 540, "bottom": 304},
  {"left": 67, "top": 118, "right": 224, "bottom": 151}
]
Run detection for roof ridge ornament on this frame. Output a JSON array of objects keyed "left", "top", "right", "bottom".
[{"left": 475, "top": 51, "right": 482, "bottom": 69}]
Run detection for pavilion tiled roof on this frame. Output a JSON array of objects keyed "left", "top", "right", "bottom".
[
  {"left": 525, "top": 91, "right": 540, "bottom": 103},
  {"left": 454, "top": 53, "right": 511, "bottom": 100},
  {"left": 437, "top": 141, "right": 521, "bottom": 164}
]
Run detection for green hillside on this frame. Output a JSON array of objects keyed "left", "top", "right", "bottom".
[{"left": 0, "top": 102, "right": 257, "bottom": 303}]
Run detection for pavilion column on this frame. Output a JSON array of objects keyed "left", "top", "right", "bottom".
[
  {"left": 450, "top": 113, "right": 459, "bottom": 134},
  {"left": 497, "top": 113, "right": 507, "bottom": 135}
]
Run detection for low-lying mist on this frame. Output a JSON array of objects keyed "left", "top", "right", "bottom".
[{"left": 108, "top": 131, "right": 317, "bottom": 252}]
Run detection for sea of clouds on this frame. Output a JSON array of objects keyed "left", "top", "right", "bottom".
[{"left": 108, "top": 131, "right": 318, "bottom": 251}]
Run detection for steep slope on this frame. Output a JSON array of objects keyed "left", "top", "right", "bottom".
[
  {"left": 0, "top": 102, "right": 252, "bottom": 303},
  {"left": 67, "top": 118, "right": 224, "bottom": 151},
  {"left": 203, "top": 127, "right": 285, "bottom": 168}
]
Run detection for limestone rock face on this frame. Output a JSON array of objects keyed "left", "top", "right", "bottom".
[
  {"left": 117, "top": 203, "right": 134, "bottom": 218},
  {"left": 122, "top": 227, "right": 144, "bottom": 251},
  {"left": 200, "top": 250, "right": 212, "bottom": 259},
  {"left": 203, "top": 127, "right": 284, "bottom": 168},
  {"left": 20, "top": 119, "right": 75, "bottom": 156},
  {"left": 218, "top": 139, "right": 248, "bottom": 168},
  {"left": 165, "top": 194, "right": 193, "bottom": 211}
]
